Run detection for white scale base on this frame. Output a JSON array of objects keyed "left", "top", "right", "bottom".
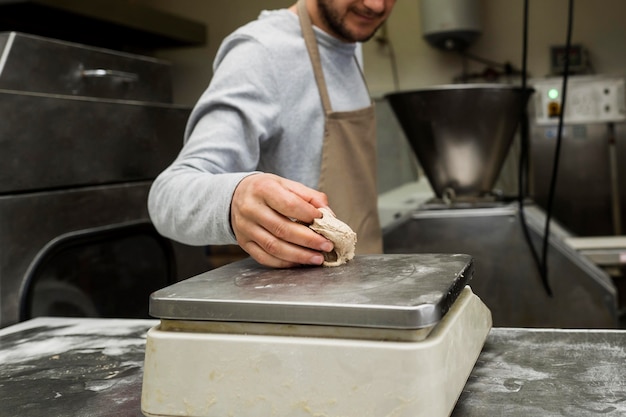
[{"left": 141, "top": 286, "right": 492, "bottom": 417}]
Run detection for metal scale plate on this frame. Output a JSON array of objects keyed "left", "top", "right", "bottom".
[
  {"left": 142, "top": 254, "right": 492, "bottom": 417},
  {"left": 149, "top": 253, "right": 473, "bottom": 330}
]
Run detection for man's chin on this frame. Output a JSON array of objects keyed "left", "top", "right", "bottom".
[
  {"left": 347, "top": 22, "right": 385, "bottom": 42},
  {"left": 326, "top": 21, "right": 380, "bottom": 43},
  {"left": 349, "top": 30, "right": 378, "bottom": 43},
  {"left": 357, "top": 32, "right": 378, "bottom": 42}
]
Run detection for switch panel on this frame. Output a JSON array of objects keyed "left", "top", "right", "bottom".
[{"left": 531, "top": 75, "right": 626, "bottom": 125}]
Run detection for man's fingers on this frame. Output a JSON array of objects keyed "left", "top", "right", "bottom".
[
  {"left": 240, "top": 240, "right": 298, "bottom": 269},
  {"left": 261, "top": 178, "right": 327, "bottom": 224},
  {"left": 237, "top": 225, "right": 326, "bottom": 267},
  {"left": 230, "top": 173, "right": 334, "bottom": 268},
  {"left": 280, "top": 177, "right": 329, "bottom": 211}
]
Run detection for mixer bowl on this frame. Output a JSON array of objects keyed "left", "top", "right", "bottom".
[{"left": 386, "top": 84, "right": 533, "bottom": 199}]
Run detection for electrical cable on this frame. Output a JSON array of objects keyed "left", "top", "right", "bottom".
[
  {"left": 518, "top": 1, "right": 529, "bottom": 201},
  {"left": 517, "top": 0, "right": 549, "bottom": 296},
  {"left": 518, "top": 0, "right": 575, "bottom": 298},
  {"left": 456, "top": 50, "right": 522, "bottom": 84},
  {"left": 386, "top": 38, "right": 400, "bottom": 91},
  {"left": 541, "top": 0, "right": 575, "bottom": 293},
  {"left": 375, "top": 23, "right": 400, "bottom": 91},
  {"left": 460, "top": 50, "right": 520, "bottom": 73},
  {"left": 460, "top": 51, "right": 507, "bottom": 69}
]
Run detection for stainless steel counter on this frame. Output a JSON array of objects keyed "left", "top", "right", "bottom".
[
  {"left": 452, "top": 328, "right": 626, "bottom": 416},
  {"left": 1, "top": 318, "right": 625, "bottom": 416}
]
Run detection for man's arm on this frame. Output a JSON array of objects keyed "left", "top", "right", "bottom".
[{"left": 148, "top": 34, "right": 334, "bottom": 267}]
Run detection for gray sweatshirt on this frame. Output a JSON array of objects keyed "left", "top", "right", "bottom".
[{"left": 148, "top": 9, "right": 371, "bottom": 246}]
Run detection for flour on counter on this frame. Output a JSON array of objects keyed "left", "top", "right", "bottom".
[{"left": 0, "top": 317, "right": 156, "bottom": 363}]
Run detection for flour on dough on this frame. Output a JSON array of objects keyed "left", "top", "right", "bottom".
[{"left": 309, "top": 207, "right": 357, "bottom": 267}]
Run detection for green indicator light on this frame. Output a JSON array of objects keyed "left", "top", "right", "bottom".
[{"left": 548, "top": 88, "right": 559, "bottom": 100}]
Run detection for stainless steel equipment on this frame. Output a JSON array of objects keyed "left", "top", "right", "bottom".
[
  {"left": 387, "top": 84, "right": 530, "bottom": 200},
  {"left": 0, "top": 0, "right": 206, "bottom": 51},
  {"left": 149, "top": 254, "right": 475, "bottom": 329},
  {"left": 384, "top": 84, "right": 620, "bottom": 328},
  {"left": 4, "top": 317, "right": 626, "bottom": 416},
  {"left": 142, "top": 254, "right": 492, "bottom": 417},
  {"left": 529, "top": 75, "right": 626, "bottom": 236},
  {"left": 384, "top": 204, "right": 617, "bottom": 328},
  {"left": 0, "top": 32, "right": 209, "bottom": 329},
  {"left": 420, "top": 0, "right": 482, "bottom": 51}
]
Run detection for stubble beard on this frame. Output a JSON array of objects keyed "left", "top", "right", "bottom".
[{"left": 317, "top": 0, "right": 383, "bottom": 43}]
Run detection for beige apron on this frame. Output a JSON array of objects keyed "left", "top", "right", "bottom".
[{"left": 297, "top": 0, "right": 383, "bottom": 254}]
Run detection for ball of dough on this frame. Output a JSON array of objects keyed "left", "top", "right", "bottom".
[{"left": 309, "top": 207, "right": 357, "bottom": 267}]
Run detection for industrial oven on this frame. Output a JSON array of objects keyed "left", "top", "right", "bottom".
[{"left": 0, "top": 32, "right": 209, "bottom": 328}]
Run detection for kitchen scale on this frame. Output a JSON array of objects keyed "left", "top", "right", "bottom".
[{"left": 141, "top": 253, "right": 492, "bottom": 417}]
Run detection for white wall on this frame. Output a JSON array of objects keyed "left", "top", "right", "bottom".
[{"left": 138, "top": 0, "right": 626, "bottom": 106}]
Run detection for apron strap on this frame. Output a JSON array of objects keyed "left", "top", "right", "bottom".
[
  {"left": 297, "top": 0, "right": 333, "bottom": 114},
  {"left": 296, "top": 0, "right": 383, "bottom": 254}
]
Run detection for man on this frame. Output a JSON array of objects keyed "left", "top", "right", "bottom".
[{"left": 148, "top": 0, "right": 397, "bottom": 268}]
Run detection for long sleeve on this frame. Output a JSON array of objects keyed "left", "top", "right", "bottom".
[
  {"left": 148, "top": 37, "right": 281, "bottom": 246},
  {"left": 147, "top": 9, "right": 370, "bottom": 247}
]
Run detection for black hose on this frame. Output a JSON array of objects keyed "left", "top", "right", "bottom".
[
  {"left": 540, "top": 0, "right": 575, "bottom": 294},
  {"left": 517, "top": 0, "right": 550, "bottom": 296},
  {"left": 519, "top": 0, "right": 575, "bottom": 298}
]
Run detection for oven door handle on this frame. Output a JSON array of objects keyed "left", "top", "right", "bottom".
[{"left": 80, "top": 68, "right": 139, "bottom": 83}]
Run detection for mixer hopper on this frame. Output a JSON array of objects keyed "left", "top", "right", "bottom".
[{"left": 386, "top": 84, "right": 533, "bottom": 200}]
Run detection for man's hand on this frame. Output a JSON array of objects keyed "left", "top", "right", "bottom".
[{"left": 230, "top": 173, "right": 335, "bottom": 268}]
